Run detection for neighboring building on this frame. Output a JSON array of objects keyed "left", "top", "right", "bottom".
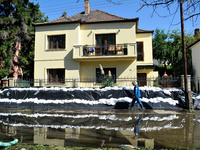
[
  {"left": 189, "top": 28, "right": 200, "bottom": 91},
  {"left": 34, "top": 0, "right": 158, "bottom": 87},
  {"left": 189, "top": 39, "right": 200, "bottom": 78}
]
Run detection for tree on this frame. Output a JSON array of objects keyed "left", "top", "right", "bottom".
[
  {"left": 153, "top": 28, "right": 170, "bottom": 70},
  {"left": 138, "top": 0, "right": 200, "bottom": 24},
  {"left": 153, "top": 28, "right": 200, "bottom": 76},
  {"left": 0, "top": 0, "right": 48, "bottom": 79}
]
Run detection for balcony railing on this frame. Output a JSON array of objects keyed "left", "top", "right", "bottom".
[{"left": 73, "top": 43, "right": 137, "bottom": 59}]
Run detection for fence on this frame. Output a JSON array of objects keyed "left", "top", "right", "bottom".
[
  {"left": 11, "top": 77, "right": 179, "bottom": 87},
  {"left": 1, "top": 76, "right": 199, "bottom": 93}
]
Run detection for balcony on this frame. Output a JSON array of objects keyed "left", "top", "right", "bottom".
[{"left": 73, "top": 43, "right": 137, "bottom": 61}]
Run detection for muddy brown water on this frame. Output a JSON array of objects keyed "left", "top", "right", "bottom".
[{"left": 0, "top": 107, "right": 199, "bottom": 149}]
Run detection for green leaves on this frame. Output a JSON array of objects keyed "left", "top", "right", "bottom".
[
  {"left": 153, "top": 28, "right": 200, "bottom": 76},
  {"left": 0, "top": 0, "right": 48, "bottom": 79}
]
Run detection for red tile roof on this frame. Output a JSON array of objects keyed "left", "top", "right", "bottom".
[
  {"left": 35, "top": 9, "right": 138, "bottom": 26},
  {"left": 34, "top": 9, "right": 153, "bottom": 34},
  {"left": 137, "top": 28, "right": 154, "bottom": 34}
]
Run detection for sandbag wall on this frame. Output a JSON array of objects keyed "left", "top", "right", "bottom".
[{"left": 0, "top": 86, "right": 198, "bottom": 109}]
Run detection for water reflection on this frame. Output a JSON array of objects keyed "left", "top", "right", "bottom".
[{"left": 0, "top": 109, "right": 199, "bottom": 149}]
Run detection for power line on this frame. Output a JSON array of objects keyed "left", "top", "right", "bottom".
[
  {"left": 39, "top": 0, "right": 139, "bottom": 12},
  {"left": 40, "top": 0, "right": 140, "bottom": 17}
]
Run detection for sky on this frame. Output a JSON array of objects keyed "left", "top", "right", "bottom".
[{"left": 30, "top": 0, "right": 200, "bottom": 35}]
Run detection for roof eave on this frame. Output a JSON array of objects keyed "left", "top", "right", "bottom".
[
  {"left": 81, "top": 18, "right": 139, "bottom": 24},
  {"left": 137, "top": 65, "right": 155, "bottom": 69},
  {"left": 188, "top": 39, "right": 200, "bottom": 49},
  {"left": 34, "top": 18, "right": 139, "bottom": 26},
  {"left": 136, "top": 30, "right": 154, "bottom": 34},
  {"left": 33, "top": 20, "right": 81, "bottom": 26}
]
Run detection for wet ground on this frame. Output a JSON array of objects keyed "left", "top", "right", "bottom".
[{"left": 0, "top": 107, "right": 200, "bottom": 149}]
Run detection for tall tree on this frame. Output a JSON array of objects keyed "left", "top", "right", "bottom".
[
  {"left": 153, "top": 28, "right": 169, "bottom": 70},
  {"left": 153, "top": 28, "right": 200, "bottom": 76},
  {"left": 0, "top": 0, "right": 48, "bottom": 79}
]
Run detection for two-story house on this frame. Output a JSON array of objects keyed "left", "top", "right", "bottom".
[{"left": 34, "top": 0, "right": 158, "bottom": 87}]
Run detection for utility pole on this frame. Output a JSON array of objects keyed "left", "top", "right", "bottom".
[{"left": 180, "top": 1, "right": 193, "bottom": 110}]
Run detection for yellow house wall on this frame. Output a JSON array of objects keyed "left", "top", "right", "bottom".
[
  {"left": 34, "top": 23, "right": 80, "bottom": 81},
  {"left": 79, "top": 60, "right": 137, "bottom": 87},
  {"left": 80, "top": 22, "right": 136, "bottom": 45},
  {"left": 191, "top": 41, "right": 200, "bottom": 78},
  {"left": 136, "top": 33, "right": 153, "bottom": 65},
  {"left": 34, "top": 21, "right": 156, "bottom": 87},
  {"left": 137, "top": 69, "right": 157, "bottom": 78},
  {"left": 136, "top": 33, "right": 158, "bottom": 84},
  {"left": 137, "top": 69, "right": 158, "bottom": 86}
]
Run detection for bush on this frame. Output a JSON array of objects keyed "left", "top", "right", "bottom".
[
  {"left": 100, "top": 75, "right": 115, "bottom": 87},
  {"left": 16, "top": 79, "right": 30, "bottom": 87}
]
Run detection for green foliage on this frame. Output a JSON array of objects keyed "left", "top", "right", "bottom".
[
  {"left": 153, "top": 28, "right": 169, "bottom": 68},
  {"left": 83, "top": 44, "right": 88, "bottom": 50},
  {"left": 100, "top": 75, "right": 115, "bottom": 87},
  {"left": 0, "top": 0, "right": 48, "bottom": 79},
  {"left": 123, "top": 43, "right": 127, "bottom": 48},
  {"left": 17, "top": 79, "right": 30, "bottom": 87},
  {"left": 155, "top": 65, "right": 173, "bottom": 77},
  {"left": 153, "top": 28, "right": 200, "bottom": 77},
  {"left": 4, "top": 143, "right": 138, "bottom": 150}
]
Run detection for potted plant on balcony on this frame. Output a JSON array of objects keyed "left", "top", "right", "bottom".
[
  {"left": 123, "top": 43, "right": 127, "bottom": 55},
  {"left": 83, "top": 44, "right": 88, "bottom": 56}
]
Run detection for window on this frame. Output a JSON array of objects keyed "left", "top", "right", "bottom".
[
  {"left": 96, "top": 68, "right": 116, "bottom": 83},
  {"left": 48, "top": 35, "right": 65, "bottom": 50},
  {"left": 47, "top": 69, "right": 65, "bottom": 83},
  {"left": 96, "top": 34, "right": 116, "bottom": 46},
  {"left": 137, "top": 42, "right": 144, "bottom": 61},
  {"left": 95, "top": 34, "right": 116, "bottom": 55}
]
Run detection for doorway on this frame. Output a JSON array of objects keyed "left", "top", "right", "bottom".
[
  {"left": 137, "top": 73, "right": 146, "bottom": 86},
  {"left": 95, "top": 34, "right": 116, "bottom": 55}
]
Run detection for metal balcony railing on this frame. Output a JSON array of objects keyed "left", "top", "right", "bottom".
[
  {"left": 82, "top": 44, "right": 128, "bottom": 56},
  {"left": 73, "top": 43, "right": 136, "bottom": 59}
]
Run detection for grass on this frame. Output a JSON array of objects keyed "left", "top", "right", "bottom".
[{"left": 2, "top": 143, "right": 151, "bottom": 150}]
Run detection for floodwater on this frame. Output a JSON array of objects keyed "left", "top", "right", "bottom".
[{"left": 0, "top": 107, "right": 200, "bottom": 149}]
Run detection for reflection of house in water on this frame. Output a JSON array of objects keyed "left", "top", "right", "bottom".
[
  {"left": 33, "top": 127, "right": 154, "bottom": 149},
  {"left": 0, "top": 125, "right": 17, "bottom": 136},
  {"left": 120, "top": 130, "right": 154, "bottom": 149},
  {"left": 0, "top": 113, "right": 200, "bottom": 149},
  {"left": 34, "top": 128, "right": 80, "bottom": 147}
]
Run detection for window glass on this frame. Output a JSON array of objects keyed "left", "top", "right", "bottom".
[
  {"left": 48, "top": 35, "right": 65, "bottom": 49},
  {"left": 96, "top": 34, "right": 116, "bottom": 46},
  {"left": 137, "top": 42, "right": 144, "bottom": 61},
  {"left": 47, "top": 69, "right": 65, "bottom": 83},
  {"left": 95, "top": 34, "right": 116, "bottom": 55}
]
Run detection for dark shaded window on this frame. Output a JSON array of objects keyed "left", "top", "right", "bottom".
[
  {"left": 137, "top": 42, "right": 144, "bottom": 61},
  {"left": 95, "top": 34, "right": 116, "bottom": 55},
  {"left": 47, "top": 69, "right": 65, "bottom": 83},
  {"left": 48, "top": 35, "right": 65, "bottom": 49},
  {"left": 96, "top": 68, "right": 116, "bottom": 83},
  {"left": 96, "top": 34, "right": 116, "bottom": 46}
]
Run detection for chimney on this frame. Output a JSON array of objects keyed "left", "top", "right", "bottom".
[
  {"left": 85, "top": 0, "right": 90, "bottom": 15},
  {"left": 195, "top": 28, "right": 200, "bottom": 36}
]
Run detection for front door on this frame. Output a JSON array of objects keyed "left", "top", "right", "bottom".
[{"left": 137, "top": 73, "right": 146, "bottom": 86}]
